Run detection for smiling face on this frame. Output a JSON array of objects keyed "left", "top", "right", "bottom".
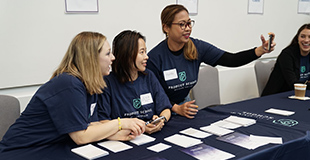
[
  {"left": 99, "top": 40, "right": 115, "bottom": 76},
  {"left": 134, "top": 38, "right": 148, "bottom": 72},
  {"left": 164, "top": 10, "right": 192, "bottom": 50},
  {"left": 298, "top": 28, "right": 310, "bottom": 56}
]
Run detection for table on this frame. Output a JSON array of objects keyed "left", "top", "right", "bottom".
[{"left": 6, "top": 91, "right": 310, "bottom": 159}]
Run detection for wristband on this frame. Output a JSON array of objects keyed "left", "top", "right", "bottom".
[{"left": 118, "top": 117, "right": 122, "bottom": 131}]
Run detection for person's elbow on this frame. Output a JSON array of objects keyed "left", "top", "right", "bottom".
[{"left": 69, "top": 130, "right": 91, "bottom": 145}]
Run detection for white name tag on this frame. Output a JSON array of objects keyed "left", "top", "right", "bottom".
[
  {"left": 163, "top": 68, "right": 178, "bottom": 81},
  {"left": 140, "top": 93, "right": 153, "bottom": 106},
  {"left": 90, "top": 103, "right": 96, "bottom": 116}
]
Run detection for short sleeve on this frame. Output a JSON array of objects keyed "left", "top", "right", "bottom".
[{"left": 45, "top": 82, "right": 89, "bottom": 135}]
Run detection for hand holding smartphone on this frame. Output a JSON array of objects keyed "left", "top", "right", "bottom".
[{"left": 145, "top": 116, "right": 166, "bottom": 125}]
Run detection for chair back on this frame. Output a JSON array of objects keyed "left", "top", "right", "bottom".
[
  {"left": 191, "top": 64, "right": 220, "bottom": 110},
  {"left": 0, "top": 95, "right": 20, "bottom": 140},
  {"left": 254, "top": 59, "right": 276, "bottom": 96}
]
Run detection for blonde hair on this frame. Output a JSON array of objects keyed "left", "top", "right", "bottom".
[
  {"left": 161, "top": 4, "right": 198, "bottom": 60},
  {"left": 51, "top": 32, "right": 106, "bottom": 95}
]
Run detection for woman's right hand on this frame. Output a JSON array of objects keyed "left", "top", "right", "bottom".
[
  {"left": 107, "top": 129, "right": 136, "bottom": 141},
  {"left": 120, "top": 118, "right": 145, "bottom": 136},
  {"left": 172, "top": 100, "right": 198, "bottom": 119}
]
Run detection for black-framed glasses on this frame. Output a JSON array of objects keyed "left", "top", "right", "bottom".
[{"left": 171, "top": 20, "right": 195, "bottom": 30}]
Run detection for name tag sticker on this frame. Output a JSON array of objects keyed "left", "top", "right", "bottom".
[
  {"left": 90, "top": 103, "right": 96, "bottom": 116},
  {"left": 163, "top": 69, "right": 178, "bottom": 81},
  {"left": 140, "top": 93, "right": 153, "bottom": 106}
]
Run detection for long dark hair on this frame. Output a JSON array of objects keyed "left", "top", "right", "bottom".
[
  {"left": 112, "top": 30, "right": 146, "bottom": 83},
  {"left": 289, "top": 23, "right": 310, "bottom": 47},
  {"left": 161, "top": 4, "right": 198, "bottom": 60}
]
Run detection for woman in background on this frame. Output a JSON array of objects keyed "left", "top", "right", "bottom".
[
  {"left": 98, "top": 30, "right": 171, "bottom": 134},
  {"left": 262, "top": 23, "right": 310, "bottom": 96},
  {"left": 0, "top": 32, "right": 145, "bottom": 159},
  {"left": 147, "top": 4, "right": 276, "bottom": 118}
]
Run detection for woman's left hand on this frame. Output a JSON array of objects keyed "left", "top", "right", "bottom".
[
  {"left": 107, "top": 129, "right": 136, "bottom": 141},
  {"left": 255, "top": 32, "right": 276, "bottom": 56},
  {"left": 145, "top": 115, "right": 165, "bottom": 134}
]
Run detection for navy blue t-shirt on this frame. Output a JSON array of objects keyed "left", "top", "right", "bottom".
[
  {"left": 0, "top": 73, "right": 98, "bottom": 154},
  {"left": 98, "top": 69, "right": 172, "bottom": 121},
  {"left": 147, "top": 38, "right": 225, "bottom": 103},
  {"left": 299, "top": 55, "right": 310, "bottom": 82}
]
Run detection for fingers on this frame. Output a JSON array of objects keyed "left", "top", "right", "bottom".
[
  {"left": 128, "top": 134, "right": 136, "bottom": 141},
  {"left": 178, "top": 101, "right": 198, "bottom": 119},
  {"left": 187, "top": 100, "right": 196, "bottom": 104},
  {"left": 122, "top": 118, "right": 145, "bottom": 136},
  {"left": 260, "top": 34, "right": 266, "bottom": 44},
  {"left": 268, "top": 32, "right": 275, "bottom": 39},
  {"left": 145, "top": 121, "right": 165, "bottom": 134},
  {"left": 152, "top": 115, "right": 159, "bottom": 120}
]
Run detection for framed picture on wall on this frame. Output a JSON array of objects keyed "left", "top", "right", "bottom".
[
  {"left": 65, "top": 0, "right": 98, "bottom": 13},
  {"left": 177, "top": 0, "right": 198, "bottom": 15}
]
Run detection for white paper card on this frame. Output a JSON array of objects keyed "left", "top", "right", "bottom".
[
  {"left": 250, "top": 135, "right": 283, "bottom": 144},
  {"left": 180, "top": 127, "right": 212, "bottom": 138},
  {"left": 147, "top": 143, "right": 171, "bottom": 152},
  {"left": 71, "top": 144, "right": 109, "bottom": 160},
  {"left": 200, "top": 125, "right": 234, "bottom": 137},
  {"left": 164, "top": 134, "right": 202, "bottom": 148},
  {"left": 140, "top": 93, "right": 153, "bottom": 106},
  {"left": 223, "top": 116, "right": 256, "bottom": 127},
  {"left": 98, "top": 140, "right": 133, "bottom": 153},
  {"left": 211, "top": 120, "right": 242, "bottom": 129},
  {"left": 163, "top": 69, "right": 178, "bottom": 81},
  {"left": 130, "top": 134, "right": 155, "bottom": 146},
  {"left": 248, "top": 0, "right": 264, "bottom": 14},
  {"left": 265, "top": 108, "right": 295, "bottom": 116}
]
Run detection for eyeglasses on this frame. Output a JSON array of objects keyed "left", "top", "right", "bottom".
[{"left": 171, "top": 20, "right": 195, "bottom": 30}]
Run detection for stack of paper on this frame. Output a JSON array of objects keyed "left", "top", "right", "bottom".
[
  {"left": 98, "top": 140, "right": 132, "bottom": 153},
  {"left": 200, "top": 125, "right": 234, "bottom": 136},
  {"left": 164, "top": 134, "right": 202, "bottom": 148},
  {"left": 223, "top": 116, "right": 256, "bottom": 127},
  {"left": 130, "top": 134, "right": 156, "bottom": 146},
  {"left": 211, "top": 120, "right": 242, "bottom": 129},
  {"left": 71, "top": 144, "right": 109, "bottom": 160},
  {"left": 265, "top": 108, "right": 295, "bottom": 116},
  {"left": 217, "top": 132, "right": 271, "bottom": 150},
  {"left": 250, "top": 135, "right": 283, "bottom": 144},
  {"left": 180, "top": 127, "right": 212, "bottom": 138},
  {"left": 180, "top": 143, "right": 235, "bottom": 160}
]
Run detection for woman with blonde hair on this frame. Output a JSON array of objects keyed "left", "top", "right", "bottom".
[{"left": 0, "top": 31, "right": 145, "bottom": 159}]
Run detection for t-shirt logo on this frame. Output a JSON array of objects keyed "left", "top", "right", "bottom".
[
  {"left": 301, "top": 66, "right": 306, "bottom": 73},
  {"left": 133, "top": 98, "right": 141, "bottom": 109},
  {"left": 273, "top": 119, "right": 298, "bottom": 127},
  {"left": 179, "top": 71, "right": 187, "bottom": 82}
]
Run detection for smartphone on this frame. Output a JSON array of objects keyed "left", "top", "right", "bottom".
[
  {"left": 268, "top": 34, "right": 273, "bottom": 51},
  {"left": 145, "top": 116, "right": 165, "bottom": 125}
]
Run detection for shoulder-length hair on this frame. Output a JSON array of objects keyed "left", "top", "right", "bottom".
[
  {"left": 112, "top": 30, "right": 146, "bottom": 83},
  {"left": 289, "top": 23, "right": 310, "bottom": 47},
  {"left": 161, "top": 4, "right": 198, "bottom": 61},
  {"left": 51, "top": 31, "right": 107, "bottom": 95}
]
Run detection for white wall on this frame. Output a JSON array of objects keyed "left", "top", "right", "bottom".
[{"left": 0, "top": 0, "right": 309, "bottom": 112}]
